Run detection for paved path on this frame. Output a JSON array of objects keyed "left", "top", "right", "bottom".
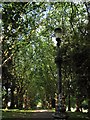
[
  {"left": 2, "top": 110, "right": 55, "bottom": 120},
  {"left": 30, "top": 110, "right": 54, "bottom": 119},
  {"left": 28, "top": 110, "right": 54, "bottom": 119}
]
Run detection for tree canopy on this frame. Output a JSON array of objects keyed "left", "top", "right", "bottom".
[{"left": 2, "top": 2, "right": 90, "bottom": 114}]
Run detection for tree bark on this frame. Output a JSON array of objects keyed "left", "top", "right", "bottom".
[
  {"left": 87, "top": 86, "right": 90, "bottom": 117},
  {"left": 5, "top": 82, "right": 8, "bottom": 108},
  {"left": 19, "top": 94, "right": 23, "bottom": 109},
  {"left": 85, "top": 2, "right": 90, "bottom": 117},
  {"left": 10, "top": 87, "right": 15, "bottom": 109},
  {"left": 76, "top": 97, "right": 80, "bottom": 112},
  {"left": 68, "top": 94, "right": 71, "bottom": 111}
]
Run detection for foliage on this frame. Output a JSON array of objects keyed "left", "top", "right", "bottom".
[{"left": 2, "top": 2, "right": 90, "bottom": 112}]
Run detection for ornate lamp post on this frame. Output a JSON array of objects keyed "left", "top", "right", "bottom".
[{"left": 53, "top": 28, "right": 68, "bottom": 120}]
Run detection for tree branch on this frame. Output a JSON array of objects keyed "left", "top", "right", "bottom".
[{"left": 2, "top": 54, "right": 13, "bottom": 67}]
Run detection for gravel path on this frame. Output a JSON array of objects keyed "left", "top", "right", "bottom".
[
  {"left": 30, "top": 111, "right": 54, "bottom": 118},
  {"left": 2, "top": 110, "right": 54, "bottom": 120}
]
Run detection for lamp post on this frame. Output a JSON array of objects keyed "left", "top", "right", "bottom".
[
  {"left": 54, "top": 28, "right": 62, "bottom": 97},
  {"left": 53, "top": 28, "right": 68, "bottom": 120}
]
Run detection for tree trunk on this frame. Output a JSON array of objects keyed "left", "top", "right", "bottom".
[
  {"left": 68, "top": 79, "right": 71, "bottom": 111},
  {"left": 5, "top": 82, "right": 8, "bottom": 108},
  {"left": 15, "top": 95, "right": 19, "bottom": 109},
  {"left": 10, "top": 87, "right": 15, "bottom": 109},
  {"left": 87, "top": 86, "right": 90, "bottom": 117},
  {"left": 88, "top": 98, "right": 90, "bottom": 117},
  {"left": 85, "top": 2, "right": 90, "bottom": 117},
  {"left": 10, "top": 78, "right": 16, "bottom": 109},
  {"left": 68, "top": 94, "right": 71, "bottom": 111},
  {"left": 76, "top": 97, "right": 80, "bottom": 112},
  {"left": 19, "top": 94, "right": 23, "bottom": 109}
]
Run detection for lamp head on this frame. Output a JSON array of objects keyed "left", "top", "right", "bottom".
[
  {"left": 54, "top": 28, "right": 62, "bottom": 38},
  {"left": 54, "top": 28, "right": 62, "bottom": 47}
]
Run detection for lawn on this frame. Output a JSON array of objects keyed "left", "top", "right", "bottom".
[
  {"left": 1, "top": 109, "right": 90, "bottom": 120},
  {"left": 68, "top": 112, "right": 89, "bottom": 120}
]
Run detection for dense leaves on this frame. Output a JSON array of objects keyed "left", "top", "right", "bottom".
[{"left": 2, "top": 2, "right": 90, "bottom": 114}]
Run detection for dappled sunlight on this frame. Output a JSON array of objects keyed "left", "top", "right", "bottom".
[
  {"left": 32, "top": 109, "right": 54, "bottom": 112},
  {"left": 2, "top": 2, "right": 90, "bottom": 120},
  {"left": 2, "top": 109, "right": 89, "bottom": 119},
  {"left": 66, "top": 107, "right": 88, "bottom": 113}
]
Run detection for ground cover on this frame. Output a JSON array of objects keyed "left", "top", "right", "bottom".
[{"left": 2, "top": 109, "right": 90, "bottom": 120}]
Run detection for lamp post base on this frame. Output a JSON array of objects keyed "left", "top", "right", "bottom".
[{"left": 52, "top": 94, "right": 68, "bottom": 120}]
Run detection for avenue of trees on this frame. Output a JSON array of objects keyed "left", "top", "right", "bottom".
[{"left": 2, "top": 1, "right": 90, "bottom": 116}]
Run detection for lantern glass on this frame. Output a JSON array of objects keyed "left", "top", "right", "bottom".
[{"left": 54, "top": 28, "right": 62, "bottom": 38}]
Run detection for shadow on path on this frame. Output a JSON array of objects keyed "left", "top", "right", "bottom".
[{"left": 2, "top": 110, "right": 54, "bottom": 120}]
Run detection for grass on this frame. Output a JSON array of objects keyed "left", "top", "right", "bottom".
[
  {"left": 1, "top": 109, "right": 90, "bottom": 120},
  {"left": 68, "top": 111, "right": 89, "bottom": 120}
]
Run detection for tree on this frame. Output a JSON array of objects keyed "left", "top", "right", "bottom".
[{"left": 2, "top": 2, "right": 90, "bottom": 113}]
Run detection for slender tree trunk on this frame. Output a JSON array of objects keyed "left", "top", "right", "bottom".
[
  {"left": 88, "top": 100, "right": 90, "bottom": 117},
  {"left": 88, "top": 98, "right": 90, "bottom": 117},
  {"left": 5, "top": 89, "right": 8, "bottom": 108},
  {"left": 68, "top": 79, "right": 71, "bottom": 111},
  {"left": 15, "top": 95, "right": 19, "bottom": 109},
  {"left": 5, "top": 82, "right": 8, "bottom": 108},
  {"left": 87, "top": 86, "right": 90, "bottom": 117},
  {"left": 10, "top": 78, "right": 16, "bottom": 109},
  {"left": 87, "top": 71, "right": 90, "bottom": 116},
  {"left": 68, "top": 94, "right": 71, "bottom": 111},
  {"left": 10, "top": 87, "right": 15, "bottom": 109},
  {"left": 19, "top": 94, "right": 23, "bottom": 109},
  {"left": 76, "top": 97, "right": 80, "bottom": 112}
]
